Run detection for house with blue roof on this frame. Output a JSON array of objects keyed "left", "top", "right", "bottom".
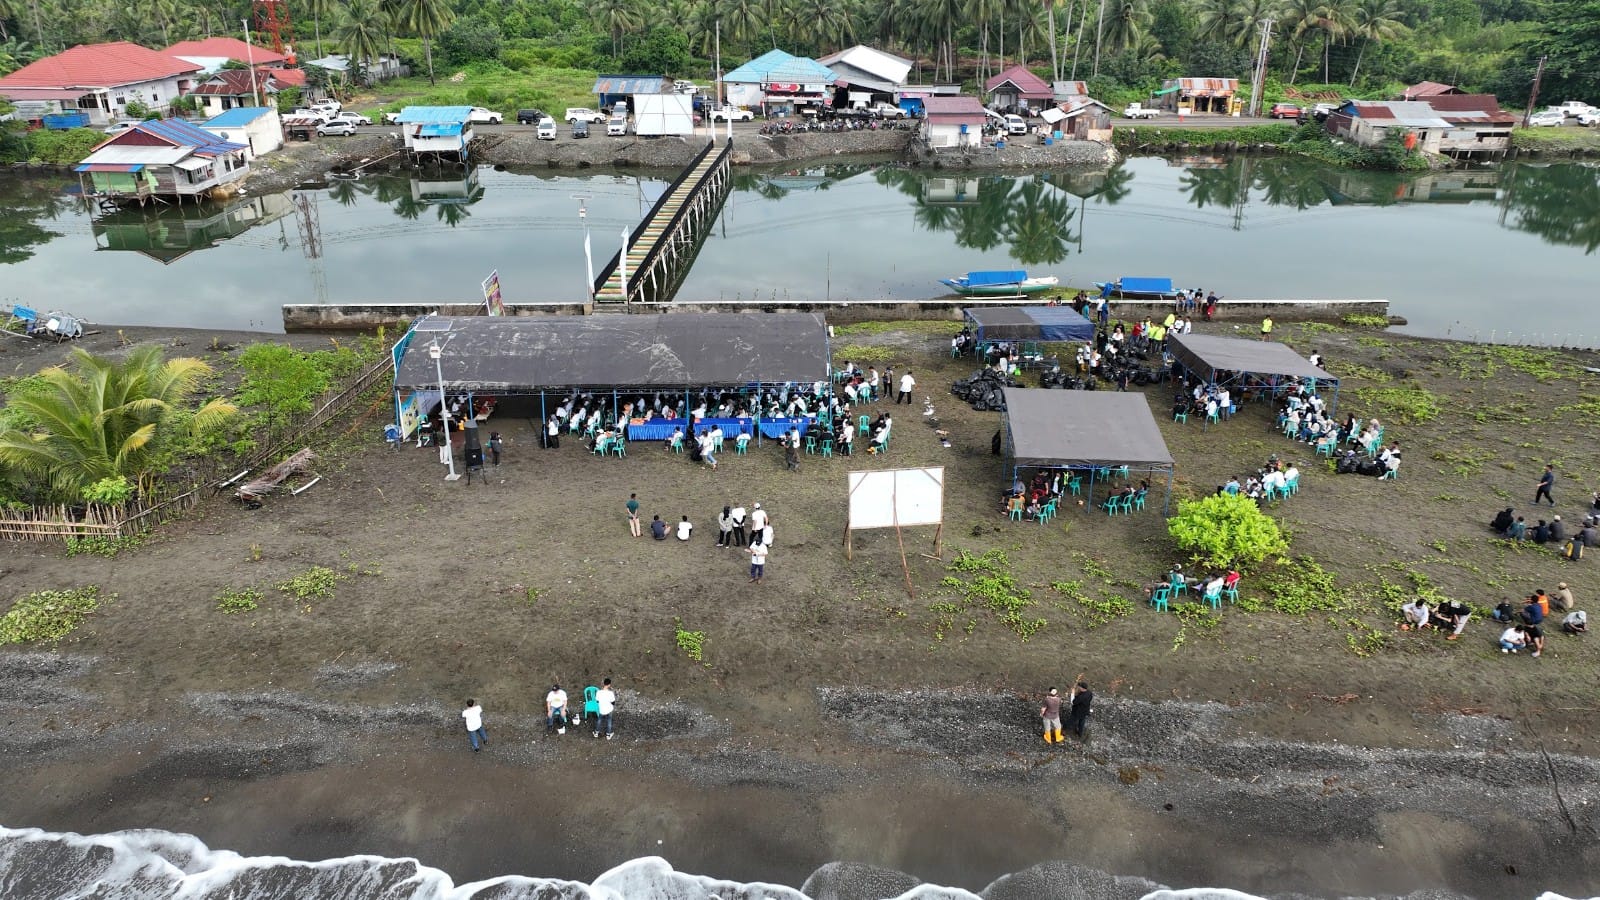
[
  {"left": 74, "top": 118, "right": 250, "bottom": 206},
  {"left": 202, "top": 106, "right": 283, "bottom": 159},
  {"left": 392, "top": 106, "right": 476, "bottom": 161},
  {"left": 592, "top": 74, "right": 666, "bottom": 112},
  {"left": 721, "top": 49, "right": 837, "bottom": 116}
]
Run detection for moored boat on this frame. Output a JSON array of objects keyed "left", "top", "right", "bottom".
[
  {"left": 1093, "top": 277, "right": 1180, "bottom": 301},
  {"left": 940, "top": 270, "right": 1060, "bottom": 296}
]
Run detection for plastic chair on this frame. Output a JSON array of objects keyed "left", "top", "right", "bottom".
[
  {"left": 1170, "top": 577, "right": 1190, "bottom": 598},
  {"left": 1009, "top": 505, "right": 1024, "bottom": 521},
  {"left": 858, "top": 415, "right": 871, "bottom": 436},
  {"left": 1380, "top": 468, "right": 1398, "bottom": 480},
  {"left": 821, "top": 438, "right": 833, "bottom": 458},
  {"left": 611, "top": 439, "right": 627, "bottom": 457},
  {"left": 1037, "top": 500, "right": 1056, "bottom": 524},
  {"left": 1114, "top": 465, "right": 1130, "bottom": 481},
  {"left": 669, "top": 435, "right": 684, "bottom": 454},
  {"left": 1067, "top": 476, "right": 1082, "bottom": 496},
  {"left": 1101, "top": 496, "right": 1122, "bottom": 517},
  {"left": 735, "top": 434, "right": 750, "bottom": 454},
  {"left": 1221, "top": 581, "right": 1240, "bottom": 604},
  {"left": 583, "top": 686, "right": 599, "bottom": 721},
  {"left": 591, "top": 436, "right": 610, "bottom": 455},
  {"left": 713, "top": 436, "right": 725, "bottom": 452},
  {"left": 1173, "top": 410, "right": 1187, "bottom": 424},
  {"left": 805, "top": 435, "right": 818, "bottom": 455},
  {"left": 1206, "top": 410, "right": 1221, "bottom": 426},
  {"left": 1133, "top": 490, "right": 1147, "bottom": 512},
  {"left": 1285, "top": 476, "right": 1300, "bottom": 495},
  {"left": 1201, "top": 583, "right": 1222, "bottom": 609},
  {"left": 1149, "top": 585, "right": 1171, "bottom": 612}
]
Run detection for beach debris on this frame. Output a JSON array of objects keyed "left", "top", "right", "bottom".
[{"left": 235, "top": 448, "right": 317, "bottom": 508}]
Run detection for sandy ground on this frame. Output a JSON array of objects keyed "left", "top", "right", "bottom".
[{"left": 2, "top": 320, "right": 1599, "bottom": 898}]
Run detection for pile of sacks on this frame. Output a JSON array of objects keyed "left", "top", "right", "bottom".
[{"left": 951, "top": 368, "right": 1020, "bottom": 411}]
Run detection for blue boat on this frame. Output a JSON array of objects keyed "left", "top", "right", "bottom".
[
  {"left": 940, "top": 270, "right": 1060, "bottom": 296},
  {"left": 1093, "top": 277, "right": 1180, "bottom": 300}
]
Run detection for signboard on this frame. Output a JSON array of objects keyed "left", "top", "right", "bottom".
[
  {"left": 481, "top": 269, "right": 504, "bottom": 316},
  {"left": 848, "top": 467, "right": 945, "bottom": 529},
  {"left": 766, "top": 82, "right": 800, "bottom": 93},
  {"left": 397, "top": 393, "right": 422, "bottom": 439}
]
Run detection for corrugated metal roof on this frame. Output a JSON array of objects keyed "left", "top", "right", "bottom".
[
  {"left": 0, "top": 41, "right": 200, "bottom": 90},
  {"left": 1355, "top": 101, "right": 1452, "bottom": 129},
  {"left": 1167, "top": 77, "right": 1238, "bottom": 96},
  {"left": 1401, "top": 81, "right": 1458, "bottom": 99},
  {"left": 815, "top": 46, "right": 912, "bottom": 85},
  {"left": 163, "top": 37, "right": 288, "bottom": 66},
  {"left": 722, "top": 50, "right": 836, "bottom": 85},
  {"left": 923, "top": 96, "right": 987, "bottom": 116},
  {"left": 78, "top": 144, "right": 192, "bottom": 165},
  {"left": 204, "top": 107, "right": 275, "bottom": 127},
  {"left": 394, "top": 105, "right": 473, "bottom": 125},
  {"left": 984, "top": 64, "right": 1051, "bottom": 96},
  {"left": 133, "top": 118, "right": 247, "bottom": 154},
  {"left": 591, "top": 74, "right": 665, "bottom": 94},
  {"left": 73, "top": 162, "right": 144, "bottom": 172},
  {"left": 0, "top": 86, "right": 90, "bottom": 100},
  {"left": 418, "top": 122, "right": 465, "bottom": 137}
]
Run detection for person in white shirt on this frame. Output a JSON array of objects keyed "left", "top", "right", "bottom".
[
  {"left": 730, "top": 505, "right": 748, "bottom": 545},
  {"left": 749, "top": 503, "right": 768, "bottom": 544},
  {"left": 1263, "top": 468, "right": 1286, "bottom": 494},
  {"left": 897, "top": 370, "right": 916, "bottom": 405},
  {"left": 1284, "top": 463, "right": 1300, "bottom": 485},
  {"left": 462, "top": 699, "right": 487, "bottom": 751},
  {"left": 676, "top": 515, "right": 693, "bottom": 541},
  {"left": 1401, "top": 599, "right": 1430, "bottom": 630},
  {"left": 747, "top": 541, "right": 768, "bottom": 583},
  {"left": 866, "top": 367, "right": 880, "bottom": 398},
  {"left": 594, "top": 677, "right": 617, "bottom": 739},
  {"left": 545, "top": 685, "right": 568, "bottom": 734}
]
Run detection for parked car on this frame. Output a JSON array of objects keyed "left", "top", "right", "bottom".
[
  {"left": 710, "top": 105, "right": 754, "bottom": 122},
  {"left": 326, "top": 112, "right": 370, "bottom": 128},
  {"left": 673, "top": 80, "right": 699, "bottom": 94},
  {"left": 102, "top": 120, "right": 139, "bottom": 135},
  {"left": 1311, "top": 102, "right": 1338, "bottom": 121},
  {"left": 610, "top": 101, "right": 628, "bottom": 117},
  {"left": 1122, "top": 103, "right": 1160, "bottom": 119},
  {"left": 467, "top": 107, "right": 503, "bottom": 125},
  {"left": 1003, "top": 113, "right": 1028, "bottom": 135},
  {"left": 1528, "top": 110, "right": 1566, "bottom": 127},
  {"left": 1554, "top": 101, "right": 1596, "bottom": 118},
  {"left": 290, "top": 109, "right": 332, "bottom": 125},
  {"left": 572, "top": 119, "right": 590, "bottom": 138},
  {"left": 869, "top": 102, "right": 907, "bottom": 119},
  {"left": 536, "top": 117, "right": 557, "bottom": 140},
  {"left": 1269, "top": 103, "right": 1304, "bottom": 119},
  {"left": 517, "top": 108, "right": 548, "bottom": 125},
  {"left": 565, "top": 107, "right": 607, "bottom": 124},
  {"left": 607, "top": 116, "right": 628, "bottom": 136},
  {"left": 381, "top": 110, "right": 402, "bottom": 125},
  {"left": 1576, "top": 110, "right": 1600, "bottom": 127},
  {"left": 309, "top": 99, "right": 341, "bottom": 115},
  {"left": 317, "top": 121, "right": 358, "bottom": 136}
]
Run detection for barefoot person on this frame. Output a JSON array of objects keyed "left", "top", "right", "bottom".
[
  {"left": 1040, "top": 688, "right": 1063, "bottom": 744},
  {"left": 626, "top": 493, "right": 641, "bottom": 538}
]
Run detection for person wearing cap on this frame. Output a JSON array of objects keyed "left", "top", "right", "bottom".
[
  {"left": 1549, "top": 516, "right": 1566, "bottom": 546},
  {"left": 1040, "top": 688, "right": 1063, "bottom": 744},
  {"left": 545, "top": 684, "right": 569, "bottom": 735},
  {"left": 748, "top": 502, "right": 768, "bottom": 547},
  {"left": 1553, "top": 583, "right": 1576, "bottom": 612},
  {"left": 1562, "top": 610, "right": 1587, "bottom": 635}
]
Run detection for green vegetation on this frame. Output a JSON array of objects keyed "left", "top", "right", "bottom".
[
  {"left": 673, "top": 618, "right": 707, "bottom": 661},
  {"left": 833, "top": 320, "right": 963, "bottom": 337},
  {"left": 362, "top": 62, "right": 599, "bottom": 122},
  {"left": 276, "top": 566, "right": 341, "bottom": 602},
  {"left": 1350, "top": 386, "right": 1441, "bottom": 423},
  {"left": 939, "top": 548, "right": 1046, "bottom": 640},
  {"left": 216, "top": 586, "right": 264, "bottom": 614},
  {"left": 0, "top": 587, "right": 106, "bottom": 644},
  {"left": 1167, "top": 492, "right": 1289, "bottom": 570},
  {"left": 1341, "top": 314, "right": 1389, "bottom": 327},
  {"left": 0, "top": 127, "right": 106, "bottom": 166},
  {"left": 1118, "top": 122, "right": 1428, "bottom": 170},
  {"left": 63, "top": 531, "right": 148, "bottom": 558}
]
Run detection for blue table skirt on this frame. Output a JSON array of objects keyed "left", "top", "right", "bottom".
[{"left": 626, "top": 416, "right": 817, "bottom": 442}]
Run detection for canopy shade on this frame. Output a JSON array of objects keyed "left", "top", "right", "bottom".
[
  {"left": 1167, "top": 333, "right": 1334, "bottom": 383},
  {"left": 394, "top": 313, "right": 830, "bottom": 392},
  {"left": 1002, "top": 388, "right": 1174, "bottom": 468},
  {"left": 964, "top": 306, "right": 1095, "bottom": 342}
]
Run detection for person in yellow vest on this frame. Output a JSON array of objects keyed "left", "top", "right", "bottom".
[
  {"left": 1261, "top": 315, "right": 1274, "bottom": 341},
  {"left": 1163, "top": 311, "right": 1177, "bottom": 331}
]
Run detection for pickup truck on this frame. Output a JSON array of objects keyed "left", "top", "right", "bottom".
[
  {"left": 1123, "top": 103, "right": 1160, "bottom": 119},
  {"left": 565, "top": 107, "right": 607, "bottom": 124},
  {"left": 869, "top": 102, "right": 907, "bottom": 119},
  {"left": 1554, "top": 101, "right": 1596, "bottom": 118}
]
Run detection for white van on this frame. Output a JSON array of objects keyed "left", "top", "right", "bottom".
[
  {"left": 1004, "top": 113, "right": 1028, "bottom": 135},
  {"left": 606, "top": 116, "right": 628, "bottom": 136},
  {"left": 536, "top": 117, "right": 557, "bottom": 140}
]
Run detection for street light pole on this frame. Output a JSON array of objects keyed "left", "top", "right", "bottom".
[
  {"left": 243, "top": 19, "right": 260, "bottom": 107},
  {"left": 573, "top": 194, "right": 594, "bottom": 302},
  {"left": 429, "top": 340, "right": 460, "bottom": 481}
]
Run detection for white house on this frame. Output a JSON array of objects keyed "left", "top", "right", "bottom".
[
  {"left": 393, "top": 106, "right": 475, "bottom": 161},
  {"left": 0, "top": 41, "right": 202, "bottom": 126},
  {"left": 306, "top": 53, "right": 406, "bottom": 84},
  {"left": 203, "top": 107, "right": 284, "bottom": 159},
  {"left": 921, "top": 95, "right": 988, "bottom": 149}
]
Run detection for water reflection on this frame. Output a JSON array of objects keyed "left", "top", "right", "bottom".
[
  {"left": 1501, "top": 162, "right": 1600, "bottom": 254},
  {"left": 875, "top": 168, "right": 1087, "bottom": 266},
  {"left": 324, "top": 171, "right": 485, "bottom": 225},
  {"left": 91, "top": 193, "right": 295, "bottom": 264},
  {"left": 0, "top": 179, "right": 71, "bottom": 265}
]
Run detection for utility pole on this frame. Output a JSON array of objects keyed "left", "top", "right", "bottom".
[
  {"left": 1248, "top": 18, "right": 1274, "bottom": 118},
  {"left": 243, "top": 19, "right": 261, "bottom": 107},
  {"left": 1048, "top": 0, "right": 1060, "bottom": 86},
  {"left": 1521, "top": 55, "right": 1546, "bottom": 128},
  {"left": 714, "top": 20, "right": 722, "bottom": 112},
  {"left": 1092, "top": 0, "right": 1106, "bottom": 77}
]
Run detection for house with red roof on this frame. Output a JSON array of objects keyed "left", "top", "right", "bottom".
[
  {"left": 983, "top": 65, "right": 1052, "bottom": 114},
  {"left": 188, "top": 68, "right": 299, "bottom": 117},
  {"left": 0, "top": 41, "right": 202, "bottom": 127},
  {"left": 921, "top": 95, "right": 989, "bottom": 149},
  {"left": 1425, "top": 94, "right": 1516, "bottom": 156},
  {"left": 74, "top": 118, "right": 250, "bottom": 205},
  {"left": 1399, "top": 81, "right": 1462, "bottom": 101},
  {"left": 164, "top": 37, "right": 290, "bottom": 72}
]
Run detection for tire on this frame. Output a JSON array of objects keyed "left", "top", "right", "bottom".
[{"left": 568, "top": 118, "right": 578, "bottom": 125}]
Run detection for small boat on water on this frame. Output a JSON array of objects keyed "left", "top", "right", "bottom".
[
  {"left": 940, "top": 270, "right": 1060, "bottom": 297},
  {"left": 1094, "top": 277, "right": 1180, "bottom": 301}
]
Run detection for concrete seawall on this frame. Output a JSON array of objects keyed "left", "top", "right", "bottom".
[{"left": 282, "top": 298, "right": 1389, "bottom": 332}]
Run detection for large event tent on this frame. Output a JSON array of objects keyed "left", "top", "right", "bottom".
[
  {"left": 1166, "top": 333, "right": 1339, "bottom": 413},
  {"left": 963, "top": 306, "right": 1096, "bottom": 344},
  {"left": 1000, "top": 388, "right": 1176, "bottom": 512}
]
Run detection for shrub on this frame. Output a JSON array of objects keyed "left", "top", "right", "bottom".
[
  {"left": 81, "top": 475, "right": 134, "bottom": 505},
  {"left": 216, "top": 586, "right": 263, "bottom": 614},
  {"left": 276, "top": 566, "right": 339, "bottom": 601},
  {"left": 673, "top": 618, "right": 706, "bottom": 661},
  {"left": 1168, "top": 492, "right": 1289, "bottom": 571},
  {"left": 0, "top": 587, "right": 106, "bottom": 644}
]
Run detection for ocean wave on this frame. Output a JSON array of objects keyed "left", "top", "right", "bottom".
[{"left": 0, "top": 825, "right": 1590, "bottom": 900}]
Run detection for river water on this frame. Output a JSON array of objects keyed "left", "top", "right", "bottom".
[{"left": 1, "top": 157, "right": 1595, "bottom": 338}]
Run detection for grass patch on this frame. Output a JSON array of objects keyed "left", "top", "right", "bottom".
[
  {"left": 673, "top": 618, "right": 707, "bottom": 662},
  {"left": 939, "top": 548, "right": 1046, "bottom": 640},
  {"left": 1340, "top": 314, "right": 1389, "bottom": 327},
  {"left": 1254, "top": 557, "right": 1353, "bottom": 615},
  {"left": 1297, "top": 322, "right": 1344, "bottom": 335},
  {"left": 1170, "top": 601, "right": 1220, "bottom": 651},
  {"left": 833, "top": 343, "right": 897, "bottom": 363},
  {"left": 1051, "top": 580, "right": 1135, "bottom": 629},
  {"left": 1430, "top": 446, "right": 1496, "bottom": 478},
  {"left": 833, "top": 320, "right": 963, "bottom": 337},
  {"left": 355, "top": 62, "right": 600, "bottom": 122},
  {"left": 0, "top": 587, "right": 106, "bottom": 644},
  {"left": 1351, "top": 387, "right": 1442, "bottom": 424},
  {"left": 1331, "top": 362, "right": 1392, "bottom": 384},
  {"left": 215, "top": 586, "right": 263, "bottom": 614},
  {"left": 63, "top": 531, "right": 149, "bottom": 558},
  {"left": 276, "top": 566, "right": 340, "bottom": 603}
]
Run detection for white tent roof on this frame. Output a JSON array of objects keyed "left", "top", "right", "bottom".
[{"left": 816, "top": 45, "right": 912, "bottom": 85}]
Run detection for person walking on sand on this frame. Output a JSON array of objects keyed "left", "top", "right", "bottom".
[
  {"left": 1067, "top": 680, "right": 1093, "bottom": 739},
  {"left": 626, "top": 493, "right": 642, "bottom": 537},
  {"left": 593, "top": 677, "right": 617, "bottom": 739},
  {"left": 462, "top": 699, "right": 487, "bottom": 752},
  {"left": 746, "top": 540, "right": 768, "bottom": 583},
  {"left": 1260, "top": 316, "right": 1273, "bottom": 341},
  {"left": 546, "top": 684, "right": 569, "bottom": 735},
  {"left": 1536, "top": 464, "right": 1556, "bottom": 506},
  {"left": 1040, "top": 687, "right": 1063, "bottom": 744}
]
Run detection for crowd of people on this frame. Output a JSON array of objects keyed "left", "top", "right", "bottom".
[{"left": 459, "top": 676, "right": 619, "bottom": 752}]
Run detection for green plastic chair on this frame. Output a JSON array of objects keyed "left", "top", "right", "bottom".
[
  {"left": 713, "top": 435, "right": 725, "bottom": 452},
  {"left": 1114, "top": 465, "right": 1130, "bottom": 480},
  {"left": 1067, "top": 476, "right": 1082, "bottom": 496},
  {"left": 1221, "top": 580, "right": 1240, "bottom": 604},
  {"left": 735, "top": 435, "right": 749, "bottom": 455},
  {"left": 805, "top": 435, "right": 818, "bottom": 455},
  {"left": 1285, "top": 475, "right": 1300, "bottom": 495},
  {"left": 1173, "top": 410, "right": 1187, "bottom": 424},
  {"left": 592, "top": 436, "right": 610, "bottom": 455},
  {"left": 1201, "top": 583, "right": 1222, "bottom": 609},
  {"left": 669, "top": 435, "right": 684, "bottom": 454},
  {"left": 1150, "top": 585, "right": 1171, "bottom": 612},
  {"left": 611, "top": 439, "right": 627, "bottom": 457},
  {"left": 1009, "top": 505, "right": 1024, "bottom": 521},
  {"left": 858, "top": 415, "right": 871, "bottom": 436},
  {"left": 1133, "top": 490, "right": 1147, "bottom": 512},
  {"left": 821, "top": 438, "right": 833, "bottom": 458},
  {"left": 1380, "top": 468, "right": 1398, "bottom": 480},
  {"left": 1101, "top": 496, "right": 1121, "bottom": 517}
]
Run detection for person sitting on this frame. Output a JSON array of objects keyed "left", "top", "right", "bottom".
[
  {"left": 1401, "top": 598, "right": 1430, "bottom": 631},
  {"left": 1525, "top": 622, "right": 1546, "bottom": 657},
  {"left": 1499, "top": 625, "right": 1528, "bottom": 653},
  {"left": 1553, "top": 582, "right": 1575, "bottom": 613},
  {"left": 1562, "top": 609, "right": 1587, "bottom": 635},
  {"left": 1202, "top": 572, "right": 1225, "bottom": 599},
  {"left": 1549, "top": 516, "right": 1566, "bottom": 546},
  {"left": 1223, "top": 569, "right": 1241, "bottom": 594},
  {"left": 1436, "top": 599, "right": 1471, "bottom": 641},
  {"left": 1522, "top": 597, "right": 1546, "bottom": 626},
  {"left": 650, "top": 515, "right": 667, "bottom": 540},
  {"left": 1507, "top": 517, "right": 1527, "bottom": 541},
  {"left": 1224, "top": 476, "right": 1241, "bottom": 495},
  {"left": 1025, "top": 498, "right": 1042, "bottom": 520},
  {"left": 1263, "top": 468, "right": 1287, "bottom": 496},
  {"left": 1491, "top": 508, "right": 1515, "bottom": 534},
  {"left": 676, "top": 515, "right": 693, "bottom": 541},
  {"left": 1492, "top": 600, "right": 1517, "bottom": 623},
  {"left": 1531, "top": 519, "right": 1550, "bottom": 544},
  {"left": 666, "top": 427, "right": 685, "bottom": 451}
]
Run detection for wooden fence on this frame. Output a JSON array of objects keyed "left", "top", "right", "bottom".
[{"left": 0, "top": 355, "right": 393, "bottom": 543}]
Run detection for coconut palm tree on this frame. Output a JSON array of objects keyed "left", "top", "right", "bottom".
[
  {"left": 1193, "top": 0, "right": 1242, "bottom": 45},
  {"left": 336, "top": 0, "right": 386, "bottom": 82},
  {"left": 0, "top": 347, "right": 236, "bottom": 501},
  {"left": 1309, "top": 0, "right": 1355, "bottom": 83},
  {"left": 1347, "top": 0, "right": 1404, "bottom": 86},
  {"left": 593, "top": 0, "right": 643, "bottom": 57},
  {"left": 302, "top": 0, "right": 336, "bottom": 58},
  {"left": 1100, "top": 0, "right": 1150, "bottom": 54},
  {"left": 1278, "top": 0, "right": 1319, "bottom": 82},
  {"left": 395, "top": 0, "right": 453, "bottom": 83},
  {"left": 0, "top": 0, "right": 13, "bottom": 41},
  {"left": 789, "top": 0, "right": 855, "bottom": 53}
]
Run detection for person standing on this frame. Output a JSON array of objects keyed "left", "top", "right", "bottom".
[
  {"left": 1067, "top": 681, "right": 1093, "bottom": 739},
  {"left": 546, "top": 415, "right": 561, "bottom": 449},
  {"left": 462, "top": 699, "right": 487, "bottom": 752},
  {"left": 1260, "top": 315, "right": 1273, "bottom": 341},
  {"left": 730, "top": 504, "right": 748, "bottom": 547},
  {"left": 897, "top": 370, "right": 916, "bottom": 405},
  {"left": 746, "top": 540, "right": 768, "bottom": 583},
  {"left": 1040, "top": 688, "right": 1063, "bottom": 744},
  {"left": 546, "top": 684, "right": 569, "bottom": 735},
  {"left": 626, "top": 493, "right": 642, "bottom": 537},
  {"left": 594, "top": 677, "right": 616, "bottom": 740},
  {"left": 487, "top": 432, "right": 503, "bottom": 467},
  {"left": 716, "top": 506, "right": 734, "bottom": 548},
  {"left": 1536, "top": 464, "right": 1556, "bottom": 506},
  {"left": 749, "top": 503, "right": 768, "bottom": 547}
]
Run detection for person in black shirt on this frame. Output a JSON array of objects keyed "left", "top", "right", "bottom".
[
  {"left": 650, "top": 515, "right": 667, "bottom": 540},
  {"left": 1067, "top": 681, "right": 1093, "bottom": 739},
  {"left": 1490, "top": 508, "right": 1514, "bottom": 534}
]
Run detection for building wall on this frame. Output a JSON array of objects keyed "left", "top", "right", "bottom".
[
  {"left": 922, "top": 120, "right": 982, "bottom": 148},
  {"left": 102, "top": 75, "right": 190, "bottom": 121},
  {"left": 1439, "top": 127, "right": 1510, "bottom": 154}
]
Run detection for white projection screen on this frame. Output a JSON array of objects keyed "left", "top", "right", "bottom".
[{"left": 847, "top": 468, "right": 944, "bottom": 529}]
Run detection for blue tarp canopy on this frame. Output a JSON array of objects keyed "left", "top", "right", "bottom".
[
  {"left": 1118, "top": 277, "right": 1174, "bottom": 294},
  {"left": 965, "top": 270, "right": 1028, "bottom": 287},
  {"left": 419, "top": 122, "right": 465, "bottom": 136},
  {"left": 963, "top": 306, "right": 1096, "bottom": 342}
]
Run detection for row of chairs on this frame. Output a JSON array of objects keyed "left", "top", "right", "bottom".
[
  {"left": 1149, "top": 577, "right": 1240, "bottom": 612},
  {"left": 591, "top": 435, "right": 628, "bottom": 457},
  {"left": 1100, "top": 490, "right": 1149, "bottom": 516},
  {"left": 669, "top": 433, "right": 752, "bottom": 455}
]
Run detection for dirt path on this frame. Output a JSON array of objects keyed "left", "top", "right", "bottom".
[{"left": 2, "top": 320, "right": 1598, "bottom": 897}]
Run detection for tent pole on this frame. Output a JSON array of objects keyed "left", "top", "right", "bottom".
[
  {"left": 1163, "top": 466, "right": 1173, "bottom": 517},
  {"left": 539, "top": 390, "right": 546, "bottom": 430},
  {"left": 1087, "top": 467, "right": 1095, "bottom": 514}
]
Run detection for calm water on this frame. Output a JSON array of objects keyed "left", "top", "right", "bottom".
[{"left": 1, "top": 157, "right": 1595, "bottom": 338}]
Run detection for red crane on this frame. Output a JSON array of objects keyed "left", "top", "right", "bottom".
[{"left": 251, "top": 0, "right": 296, "bottom": 60}]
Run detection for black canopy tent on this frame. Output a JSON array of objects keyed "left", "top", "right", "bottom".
[
  {"left": 392, "top": 312, "right": 832, "bottom": 443},
  {"left": 1166, "top": 333, "right": 1339, "bottom": 414},
  {"left": 1000, "top": 388, "right": 1176, "bottom": 513}
]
